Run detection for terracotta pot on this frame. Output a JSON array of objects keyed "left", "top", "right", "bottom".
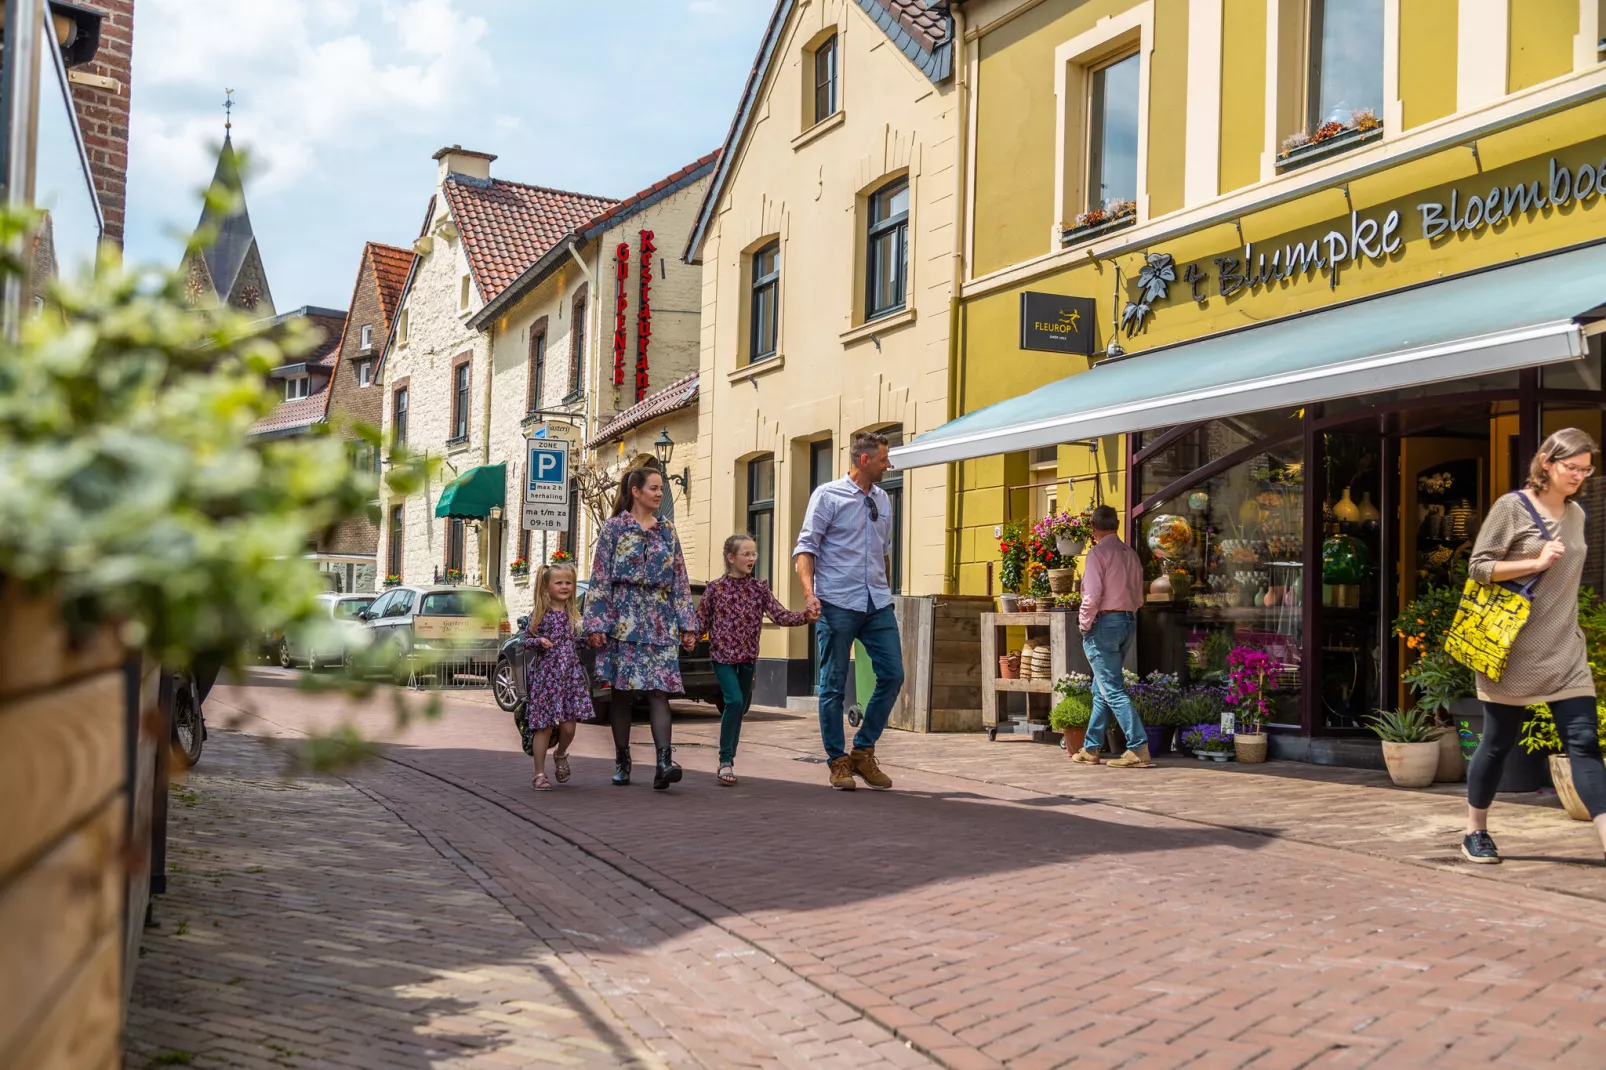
[
  {"left": 1234, "top": 733, "right": 1268, "bottom": 764},
  {"left": 1060, "top": 727, "right": 1087, "bottom": 754},
  {"left": 998, "top": 653, "right": 1020, "bottom": 680},
  {"left": 1382, "top": 741, "right": 1439, "bottom": 788},
  {"left": 1434, "top": 728, "right": 1465, "bottom": 783},
  {"left": 1550, "top": 755, "right": 1593, "bottom": 821}
]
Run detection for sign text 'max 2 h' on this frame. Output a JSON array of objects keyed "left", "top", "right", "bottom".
[
  {"left": 523, "top": 438, "right": 571, "bottom": 532},
  {"left": 1019, "top": 292, "right": 1097, "bottom": 355}
]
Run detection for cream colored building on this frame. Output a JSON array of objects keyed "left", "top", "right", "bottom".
[
  {"left": 684, "top": 0, "right": 959, "bottom": 705},
  {"left": 470, "top": 156, "right": 717, "bottom": 600}
]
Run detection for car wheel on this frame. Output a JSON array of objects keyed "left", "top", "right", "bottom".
[
  {"left": 278, "top": 639, "right": 293, "bottom": 670},
  {"left": 493, "top": 659, "right": 520, "bottom": 712}
]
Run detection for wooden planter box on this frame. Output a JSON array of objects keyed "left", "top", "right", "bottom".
[
  {"left": 887, "top": 595, "right": 993, "bottom": 734},
  {"left": 1276, "top": 126, "right": 1383, "bottom": 173},
  {"left": 1060, "top": 214, "right": 1137, "bottom": 247},
  {"left": 0, "top": 581, "right": 160, "bottom": 1069}
]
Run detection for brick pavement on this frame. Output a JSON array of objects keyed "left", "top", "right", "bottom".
[{"left": 195, "top": 672, "right": 1606, "bottom": 1069}]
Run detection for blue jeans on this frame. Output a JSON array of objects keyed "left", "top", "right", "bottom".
[
  {"left": 816, "top": 600, "right": 905, "bottom": 759},
  {"left": 1082, "top": 612, "right": 1146, "bottom": 754}
]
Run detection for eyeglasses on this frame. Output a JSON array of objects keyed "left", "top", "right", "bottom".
[{"left": 1555, "top": 459, "right": 1596, "bottom": 477}]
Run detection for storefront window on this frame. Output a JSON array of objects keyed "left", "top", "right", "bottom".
[
  {"left": 1318, "top": 430, "right": 1385, "bottom": 730},
  {"left": 1543, "top": 403, "right": 1606, "bottom": 595}
]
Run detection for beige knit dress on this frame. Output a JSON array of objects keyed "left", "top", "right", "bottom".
[{"left": 1466, "top": 492, "right": 1594, "bottom": 706}]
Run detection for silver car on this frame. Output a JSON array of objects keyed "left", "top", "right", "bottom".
[
  {"left": 279, "top": 593, "right": 376, "bottom": 670},
  {"left": 356, "top": 584, "right": 510, "bottom": 685}
]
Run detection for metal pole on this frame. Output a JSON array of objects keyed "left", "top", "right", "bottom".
[{"left": 0, "top": 0, "right": 43, "bottom": 339}]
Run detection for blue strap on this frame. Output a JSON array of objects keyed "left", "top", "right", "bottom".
[{"left": 1500, "top": 491, "right": 1552, "bottom": 598}]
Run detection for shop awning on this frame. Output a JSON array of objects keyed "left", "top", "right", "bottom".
[
  {"left": 892, "top": 243, "right": 1606, "bottom": 470},
  {"left": 434, "top": 463, "right": 506, "bottom": 519}
]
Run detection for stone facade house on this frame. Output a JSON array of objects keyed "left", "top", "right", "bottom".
[
  {"left": 467, "top": 153, "right": 717, "bottom": 597},
  {"left": 376, "top": 147, "right": 614, "bottom": 592}
]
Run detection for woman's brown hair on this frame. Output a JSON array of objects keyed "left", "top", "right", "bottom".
[
  {"left": 610, "top": 466, "right": 663, "bottom": 517},
  {"left": 1527, "top": 427, "right": 1599, "bottom": 495}
]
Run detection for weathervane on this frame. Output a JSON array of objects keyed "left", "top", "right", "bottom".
[{"left": 223, "top": 88, "right": 234, "bottom": 132}]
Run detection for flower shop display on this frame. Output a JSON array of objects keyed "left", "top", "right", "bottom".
[
  {"left": 1051, "top": 673, "right": 1095, "bottom": 753},
  {"left": 1182, "top": 723, "right": 1234, "bottom": 761},
  {"left": 1226, "top": 646, "right": 1276, "bottom": 763},
  {"left": 1129, "top": 671, "right": 1181, "bottom": 755},
  {"left": 1365, "top": 708, "right": 1443, "bottom": 788},
  {"left": 1035, "top": 508, "right": 1094, "bottom": 561}
]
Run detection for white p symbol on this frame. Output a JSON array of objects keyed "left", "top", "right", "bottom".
[{"left": 537, "top": 454, "right": 560, "bottom": 480}]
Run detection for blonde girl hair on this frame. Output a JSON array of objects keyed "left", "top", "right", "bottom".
[
  {"left": 531, "top": 562, "right": 582, "bottom": 632},
  {"left": 722, "top": 533, "right": 757, "bottom": 577},
  {"left": 1528, "top": 427, "right": 1599, "bottom": 496}
]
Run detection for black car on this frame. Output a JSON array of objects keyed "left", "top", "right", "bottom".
[{"left": 492, "top": 581, "right": 721, "bottom": 715}]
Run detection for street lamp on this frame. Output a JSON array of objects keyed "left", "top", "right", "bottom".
[{"left": 651, "top": 428, "right": 689, "bottom": 496}]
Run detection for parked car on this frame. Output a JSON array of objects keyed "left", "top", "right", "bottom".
[
  {"left": 278, "top": 592, "right": 376, "bottom": 670},
  {"left": 493, "top": 581, "right": 721, "bottom": 714},
  {"left": 355, "top": 584, "right": 510, "bottom": 684}
]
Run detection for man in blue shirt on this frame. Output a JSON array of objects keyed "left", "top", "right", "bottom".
[{"left": 794, "top": 431, "right": 905, "bottom": 790}]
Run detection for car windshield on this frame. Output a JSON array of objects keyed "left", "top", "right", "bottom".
[
  {"left": 332, "top": 598, "right": 373, "bottom": 620},
  {"left": 419, "top": 590, "right": 500, "bottom": 618}
]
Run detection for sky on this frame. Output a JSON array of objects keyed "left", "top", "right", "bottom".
[{"left": 124, "top": 1, "right": 772, "bottom": 311}]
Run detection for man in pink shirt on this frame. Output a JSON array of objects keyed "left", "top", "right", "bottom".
[{"left": 1074, "top": 505, "right": 1152, "bottom": 768}]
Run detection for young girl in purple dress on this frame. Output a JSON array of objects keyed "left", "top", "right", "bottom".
[{"left": 521, "top": 562, "right": 593, "bottom": 791}]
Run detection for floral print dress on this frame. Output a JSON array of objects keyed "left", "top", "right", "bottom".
[
  {"left": 516, "top": 608, "right": 594, "bottom": 755},
  {"left": 583, "top": 514, "right": 697, "bottom": 693}
]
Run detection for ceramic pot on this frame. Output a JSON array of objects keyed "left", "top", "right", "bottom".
[
  {"left": 1333, "top": 487, "right": 1361, "bottom": 523},
  {"left": 1143, "top": 725, "right": 1172, "bottom": 757},
  {"left": 1060, "top": 727, "right": 1087, "bottom": 755},
  {"left": 999, "top": 594, "right": 1019, "bottom": 612},
  {"left": 1497, "top": 744, "right": 1552, "bottom": 794},
  {"left": 1381, "top": 741, "right": 1439, "bottom": 788},
  {"left": 1434, "top": 728, "right": 1465, "bottom": 783},
  {"left": 1550, "top": 755, "right": 1593, "bottom": 821},
  {"left": 1356, "top": 491, "right": 1381, "bottom": 523},
  {"left": 1056, "top": 538, "right": 1085, "bottom": 558},
  {"left": 1234, "top": 733, "right": 1268, "bottom": 764},
  {"left": 998, "top": 653, "right": 1020, "bottom": 680}
]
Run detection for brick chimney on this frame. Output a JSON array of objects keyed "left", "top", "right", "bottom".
[
  {"left": 69, "top": 0, "right": 134, "bottom": 249},
  {"left": 432, "top": 144, "right": 496, "bottom": 187}
]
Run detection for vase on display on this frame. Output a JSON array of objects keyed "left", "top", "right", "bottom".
[
  {"left": 1435, "top": 728, "right": 1465, "bottom": 783},
  {"left": 1449, "top": 500, "right": 1475, "bottom": 540},
  {"left": 1148, "top": 574, "right": 1172, "bottom": 601},
  {"left": 999, "top": 593, "right": 1019, "bottom": 612},
  {"left": 1332, "top": 487, "right": 1361, "bottom": 523},
  {"left": 1356, "top": 492, "right": 1381, "bottom": 523},
  {"left": 1188, "top": 491, "right": 1210, "bottom": 513},
  {"left": 1551, "top": 756, "right": 1593, "bottom": 820},
  {"left": 1321, "top": 534, "right": 1370, "bottom": 584},
  {"left": 1239, "top": 497, "right": 1261, "bottom": 524}
]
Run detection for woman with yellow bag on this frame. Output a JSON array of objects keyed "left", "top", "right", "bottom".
[{"left": 1459, "top": 428, "right": 1606, "bottom": 865}]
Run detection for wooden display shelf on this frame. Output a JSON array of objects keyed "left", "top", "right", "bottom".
[
  {"left": 980, "top": 610, "right": 1081, "bottom": 740},
  {"left": 992, "top": 677, "right": 1054, "bottom": 693}
]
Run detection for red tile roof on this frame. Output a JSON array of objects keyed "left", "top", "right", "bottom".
[
  {"left": 304, "top": 311, "right": 347, "bottom": 367},
  {"left": 879, "top": 0, "right": 950, "bottom": 52},
  {"left": 592, "top": 372, "right": 700, "bottom": 445},
  {"left": 251, "top": 392, "right": 328, "bottom": 436},
  {"left": 368, "top": 243, "right": 415, "bottom": 330},
  {"left": 441, "top": 178, "right": 617, "bottom": 304},
  {"left": 582, "top": 151, "right": 720, "bottom": 236}
]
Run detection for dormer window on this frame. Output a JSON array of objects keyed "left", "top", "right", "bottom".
[{"left": 285, "top": 376, "right": 310, "bottom": 400}]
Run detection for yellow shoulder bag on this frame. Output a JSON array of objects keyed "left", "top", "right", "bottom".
[{"left": 1443, "top": 493, "right": 1551, "bottom": 683}]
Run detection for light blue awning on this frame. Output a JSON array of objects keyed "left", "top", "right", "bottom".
[{"left": 892, "top": 242, "right": 1606, "bottom": 469}]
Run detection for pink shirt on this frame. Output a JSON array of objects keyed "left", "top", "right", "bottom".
[{"left": 1079, "top": 533, "right": 1144, "bottom": 633}]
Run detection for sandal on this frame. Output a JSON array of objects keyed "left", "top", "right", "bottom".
[
  {"left": 553, "top": 753, "right": 571, "bottom": 783},
  {"left": 717, "top": 763, "right": 737, "bottom": 786},
  {"left": 532, "top": 772, "right": 553, "bottom": 791}
]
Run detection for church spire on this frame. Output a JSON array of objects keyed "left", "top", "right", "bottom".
[{"left": 181, "top": 89, "right": 273, "bottom": 315}]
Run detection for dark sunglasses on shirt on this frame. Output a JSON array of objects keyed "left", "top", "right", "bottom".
[{"left": 863, "top": 495, "right": 879, "bottom": 522}]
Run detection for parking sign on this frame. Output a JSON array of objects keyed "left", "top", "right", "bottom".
[{"left": 523, "top": 438, "right": 571, "bottom": 531}]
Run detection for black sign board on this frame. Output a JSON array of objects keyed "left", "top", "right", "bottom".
[{"left": 1019, "top": 292, "right": 1096, "bottom": 355}]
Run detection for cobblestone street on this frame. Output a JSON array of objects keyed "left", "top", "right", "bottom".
[{"left": 126, "top": 670, "right": 1606, "bottom": 1069}]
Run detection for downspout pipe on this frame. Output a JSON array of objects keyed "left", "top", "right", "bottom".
[{"left": 945, "top": 1, "right": 968, "bottom": 595}]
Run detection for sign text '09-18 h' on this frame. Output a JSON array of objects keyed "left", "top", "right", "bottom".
[{"left": 523, "top": 437, "right": 571, "bottom": 532}]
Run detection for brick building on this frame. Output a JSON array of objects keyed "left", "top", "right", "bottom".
[{"left": 66, "top": 0, "right": 135, "bottom": 249}]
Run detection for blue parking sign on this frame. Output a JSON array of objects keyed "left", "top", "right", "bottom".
[{"left": 523, "top": 438, "right": 571, "bottom": 531}]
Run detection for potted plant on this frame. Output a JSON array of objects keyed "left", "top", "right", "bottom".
[
  {"left": 1394, "top": 580, "right": 1474, "bottom": 782},
  {"left": 1051, "top": 673, "right": 1094, "bottom": 753},
  {"left": 1366, "top": 708, "right": 1443, "bottom": 788},
  {"left": 1226, "top": 646, "right": 1275, "bottom": 763},
  {"left": 998, "top": 651, "right": 1021, "bottom": 679},
  {"left": 1181, "top": 723, "right": 1235, "bottom": 762},
  {"left": 1517, "top": 704, "right": 1605, "bottom": 820},
  {"left": 1129, "top": 671, "right": 1180, "bottom": 756},
  {"left": 998, "top": 521, "right": 1027, "bottom": 611},
  {"left": 1034, "top": 508, "right": 1093, "bottom": 563},
  {"left": 509, "top": 556, "right": 530, "bottom": 579},
  {"left": 550, "top": 550, "right": 572, "bottom": 564},
  {"left": 445, "top": 568, "right": 465, "bottom": 585},
  {"left": 382, "top": 574, "right": 402, "bottom": 588},
  {"left": 1171, "top": 685, "right": 1226, "bottom": 757}
]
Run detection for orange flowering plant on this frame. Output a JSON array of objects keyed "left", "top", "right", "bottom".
[{"left": 1394, "top": 580, "right": 1473, "bottom": 720}]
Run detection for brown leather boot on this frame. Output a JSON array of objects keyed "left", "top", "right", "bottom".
[
  {"left": 1108, "top": 745, "right": 1154, "bottom": 768},
  {"left": 828, "top": 755, "right": 857, "bottom": 790},
  {"left": 849, "top": 747, "right": 893, "bottom": 790}
]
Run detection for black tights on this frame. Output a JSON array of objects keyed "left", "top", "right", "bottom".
[
  {"left": 609, "top": 689, "right": 673, "bottom": 752},
  {"left": 1468, "top": 696, "right": 1606, "bottom": 816}
]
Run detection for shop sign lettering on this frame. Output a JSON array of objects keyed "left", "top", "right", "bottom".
[
  {"left": 636, "top": 229, "right": 655, "bottom": 402},
  {"left": 612, "top": 242, "right": 629, "bottom": 387},
  {"left": 1020, "top": 291, "right": 1097, "bottom": 354},
  {"left": 1122, "top": 155, "right": 1602, "bottom": 337}
]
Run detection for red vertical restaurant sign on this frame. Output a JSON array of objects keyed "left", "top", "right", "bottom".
[
  {"left": 636, "top": 229, "right": 655, "bottom": 402},
  {"left": 612, "top": 242, "right": 630, "bottom": 387}
]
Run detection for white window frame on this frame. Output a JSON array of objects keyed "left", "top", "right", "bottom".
[
  {"left": 360, "top": 323, "right": 373, "bottom": 350},
  {"left": 285, "top": 376, "right": 309, "bottom": 400},
  {"left": 357, "top": 359, "right": 373, "bottom": 388},
  {"left": 397, "top": 308, "right": 410, "bottom": 346},
  {"left": 459, "top": 274, "right": 472, "bottom": 312},
  {"left": 1052, "top": 2, "right": 1154, "bottom": 245}
]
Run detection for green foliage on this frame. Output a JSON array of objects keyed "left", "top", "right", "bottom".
[
  {"left": 1399, "top": 650, "right": 1474, "bottom": 722},
  {"left": 1049, "top": 693, "right": 1092, "bottom": 730},
  {"left": 1365, "top": 707, "right": 1443, "bottom": 744},
  {"left": 1193, "top": 630, "right": 1234, "bottom": 682},
  {"left": 998, "top": 520, "right": 1027, "bottom": 594},
  {"left": 1171, "top": 684, "right": 1228, "bottom": 728}
]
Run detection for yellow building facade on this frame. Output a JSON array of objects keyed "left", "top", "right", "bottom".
[{"left": 897, "top": 0, "right": 1606, "bottom": 755}]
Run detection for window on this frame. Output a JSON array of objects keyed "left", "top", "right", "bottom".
[
  {"left": 387, "top": 506, "right": 404, "bottom": 576},
  {"left": 447, "top": 518, "right": 466, "bottom": 574},
  {"left": 359, "top": 323, "right": 373, "bottom": 350},
  {"left": 527, "top": 325, "right": 547, "bottom": 413},
  {"left": 393, "top": 386, "right": 409, "bottom": 445},
  {"left": 517, "top": 525, "right": 531, "bottom": 566},
  {"left": 813, "top": 34, "right": 838, "bottom": 125},
  {"left": 1308, "top": 0, "right": 1384, "bottom": 130},
  {"left": 1087, "top": 52, "right": 1141, "bottom": 212},
  {"left": 750, "top": 242, "right": 780, "bottom": 362},
  {"left": 451, "top": 360, "right": 470, "bottom": 441},
  {"left": 397, "top": 308, "right": 410, "bottom": 345},
  {"left": 881, "top": 427, "right": 906, "bottom": 595},
  {"left": 459, "top": 274, "right": 472, "bottom": 311},
  {"left": 568, "top": 288, "right": 587, "bottom": 395},
  {"left": 357, "top": 359, "right": 373, "bottom": 387},
  {"left": 866, "top": 179, "right": 909, "bottom": 320},
  {"left": 284, "top": 376, "right": 310, "bottom": 400},
  {"left": 746, "top": 455, "right": 775, "bottom": 583}
]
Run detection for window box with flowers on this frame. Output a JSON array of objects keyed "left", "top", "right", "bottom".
[
  {"left": 510, "top": 557, "right": 529, "bottom": 584},
  {"left": 550, "top": 550, "right": 572, "bottom": 565},
  {"left": 1060, "top": 200, "right": 1136, "bottom": 246},
  {"left": 383, "top": 574, "right": 402, "bottom": 588},
  {"left": 1277, "top": 108, "right": 1382, "bottom": 173},
  {"left": 445, "top": 568, "right": 465, "bottom": 585}
]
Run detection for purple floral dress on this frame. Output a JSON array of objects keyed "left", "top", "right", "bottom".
[
  {"left": 583, "top": 515, "right": 696, "bottom": 693},
  {"left": 520, "top": 609, "right": 594, "bottom": 745}
]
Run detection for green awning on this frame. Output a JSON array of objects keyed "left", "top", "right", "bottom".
[
  {"left": 892, "top": 242, "right": 1606, "bottom": 470},
  {"left": 435, "top": 463, "right": 506, "bottom": 519}
]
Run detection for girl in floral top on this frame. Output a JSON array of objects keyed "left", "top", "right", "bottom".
[
  {"left": 584, "top": 467, "right": 698, "bottom": 791},
  {"left": 520, "top": 562, "right": 593, "bottom": 791},
  {"left": 697, "top": 534, "right": 817, "bottom": 785}
]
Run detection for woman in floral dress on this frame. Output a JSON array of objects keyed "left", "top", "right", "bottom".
[{"left": 584, "top": 467, "right": 698, "bottom": 790}]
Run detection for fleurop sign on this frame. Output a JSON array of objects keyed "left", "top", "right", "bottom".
[{"left": 1019, "top": 292, "right": 1097, "bottom": 354}]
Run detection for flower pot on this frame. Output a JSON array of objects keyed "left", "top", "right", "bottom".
[
  {"left": 1047, "top": 568, "right": 1078, "bottom": 594},
  {"left": 1196, "top": 750, "right": 1232, "bottom": 763},
  {"left": 1234, "top": 733, "right": 1268, "bottom": 764},
  {"left": 1060, "top": 727, "right": 1087, "bottom": 754},
  {"left": 1550, "top": 755, "right": 1593, "bottom": 821},
  {"left": 998, "top": 653, "right": 1020, "bottom": 680},
  {"left": 1055, "top": 538, "right": 1085, "bottom": 558},
  {"left": 998, "top": 593, "right": 1019, "bottom": 613},
  {"left": 1175, "top": 733, "right": 1194, "bottom": 759},
  {"left": 1142, "top": 725, "right": 1172, "bottom": 757},
  {"left": 1434, "top": 727, "right": 1465, "bottom": 783},
  {"left": 1498, "top": 745, "right": 1552, "bottom": 794},
  {"left": 1381, "top": 741, "right": 1439, "bottom": 788}
]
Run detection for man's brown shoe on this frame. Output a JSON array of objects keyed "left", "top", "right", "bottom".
[
  {"left": 1070, "top": 748, "right": 1102, "bottom": 765},
  {"left": 1107, "top": 745, "right": 1154, "bottom": 768},
  {"left": 828, "top": 756, "right": 857, "bottom": 790},
  {"left": 849, "top": 747, "right": 893, "bottom": 790}
]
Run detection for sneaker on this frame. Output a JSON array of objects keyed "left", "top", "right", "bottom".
[
  {"left": 828, "top": 756, "right": 857, "bottom": 791},
  {"left": 1070, "top": 748, "right": 1102, "bottom": 765},
  {"left": 1462, "top": 831, "right": 1501, "bottom": 864},
  {"left": 1107, "top": 746, "right": 1154, "bottom": 768},
  {"left": 849, "top": 747, "right": 893, "bottom": 790}
]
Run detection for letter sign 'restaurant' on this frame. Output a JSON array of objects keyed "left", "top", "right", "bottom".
[{"left": 636, "top": 230, "right": 655, "bottom": 402}]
